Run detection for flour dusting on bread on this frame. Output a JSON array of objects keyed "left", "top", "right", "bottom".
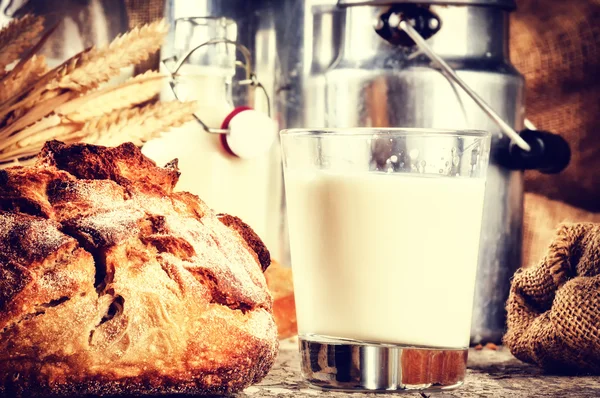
[
  {"left": 0, "top": 141, "right": 277, "bottom": 397},
  {"left": 0, "top": 212, "right": 70, "bottom": 262}
]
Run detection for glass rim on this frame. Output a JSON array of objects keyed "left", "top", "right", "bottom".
[
  {"left": 280, "top": 127, "right": 490, "bottom": 138},
  {"left": 175, "top": 16, "right": 236, "bottom": 25}
]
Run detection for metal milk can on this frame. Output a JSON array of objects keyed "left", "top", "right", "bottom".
[{"left": 273, "top": 0, "right": 570, "bottom": 343}]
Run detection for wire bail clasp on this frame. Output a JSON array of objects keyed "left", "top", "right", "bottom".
[{"left": 161, "top": 38, "right": 272, "bottom": 135}]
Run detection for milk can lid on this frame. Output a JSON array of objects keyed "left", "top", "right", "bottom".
[{"left": 337, "top": 0, "right": 516, "bottom": 10}]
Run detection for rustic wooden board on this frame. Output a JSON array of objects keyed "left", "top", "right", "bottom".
[{"left": 240, "top": 339, "right": 600, "bottom": 397}]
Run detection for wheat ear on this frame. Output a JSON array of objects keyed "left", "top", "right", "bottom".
[
  {"left": 8, "top": 123, "right": 82, "bottom": 150},
  {"left": 0, "top": 55, "right": 47, "bottom": 103},
  {"left": 0, "top": 114, "right": 60, "bottom": 151},
  {"left": 0, "top": 49, "right": 91, "bottom": 124},
  {"left": 35, "top": 46, "right": 95, "bottom": 91},
  {"left": 82, "top": 100, "right": 196, "bottom": 147},
  {"left": 46, "top": 20, "right": 168, "bottom": 92},
  {"left": 0, "top": 71, "right": 164, "bottom": 152},
  {"left": 55, "top": 70, "right": 165, "bottom": 122},
  {"left": 0, "top": 145, "right": 40, "bottom": 163},
  {"left": 0, "top": 15, "right": 44, "bottom": 71},
  {"left": 0, "top": 92, "right": 73, "bottom": 139},
  {"left": 0, "top": 19, "right": 164, "bottom": 120}
]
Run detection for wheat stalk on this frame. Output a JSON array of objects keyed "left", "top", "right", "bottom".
[
  {"left": 1, "top": 123, "right": 82, "bottom": 157},
  {"left": 45, "top": 20, "right": 167, "bottom": 92},
  {"left": 0, "top": 91, "right": 73, "bottom": 140},
  {"left": 0, "top": 20, "right": 198, "bottom": 166},
  {"left": 0, "top": 53, "right": 87, "bottom": 123},
  {"left": 0, "top": 99, "right": 194, "bottom": 162},
  {"left": 55, "top": 70, "right": 164, "bottom": 122},
  {"left": 0, "top": 114, "right": 60, "bottom": 151},
  {"left": 82, "top": 100, "right": 196, "bottom": 147},
  {"left": 0, "top": 146, "right": 40, "bottom": 163},
  {"left": 0, "top": 23, "right": 59, "bottom": 122},
  {"left": 0, "top": 55, "right": 47, "bottom": 103},
  {"left": 0, "top": 15, "right": 44, "bottom": 72},
  {"left": 0, "top": 70, "right": 162, "bottom": 151},
  {"left": 33, "top": 46, "right": 95, "bottom": 93},
  {"left": 10, "top": 123, "right": 82, "bottom": 150},
  {"left": 0, "top": 47, "right": 92, "bottom": 118}
]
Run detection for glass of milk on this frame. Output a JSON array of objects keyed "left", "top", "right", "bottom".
[{"left": 281, "top": 128, "right": 491, "bottom": 392}]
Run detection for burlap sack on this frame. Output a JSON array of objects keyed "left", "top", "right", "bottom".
[
  {"left": 125, "top": 0, "right": 163, "bottom": 75},
  {"left": 512, "top": 0, "right": 600, "bottom": 268},
  {"left": 504, "top": 223, "right": 600, "bottom": 374},
  {"left": 511, "top": 0, "right": 600, "bottom": 212}
]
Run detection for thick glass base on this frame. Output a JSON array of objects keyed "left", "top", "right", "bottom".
[{"left": 299, "top": 335, "right": 468, "bottom": 392}]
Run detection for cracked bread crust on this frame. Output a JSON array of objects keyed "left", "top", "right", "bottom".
[{"left": 0, "top": 141, "right": 277, "bottom": 397}]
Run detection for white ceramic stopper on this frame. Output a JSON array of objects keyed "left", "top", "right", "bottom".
[{"left": 223, "top": 108, "right": 277, "bottom": 159}]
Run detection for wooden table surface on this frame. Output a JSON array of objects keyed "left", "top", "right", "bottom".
[{"left": 239, "top": 338, "right": 600, "bottom": 397}]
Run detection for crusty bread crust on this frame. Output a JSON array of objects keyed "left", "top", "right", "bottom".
[
  {"left": 217, "top": 214, "right": 271, "bottom": 272},
  {"left": 0, "top": 141, "right": 278, "bottom": 396}
]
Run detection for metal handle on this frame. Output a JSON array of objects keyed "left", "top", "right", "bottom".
[
  {"left": 397, "top": 20, "right": 571, "bottom": 173},
  {"left": 398, "top": 20, "right": 532, "bottom": 152},
  {"left": 162, "top": 39, "right": 272, "bottom": 135}
]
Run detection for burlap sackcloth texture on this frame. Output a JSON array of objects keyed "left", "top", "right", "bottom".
[
  {"left": 125, "top": 0, "right": 163, "bottom": 75},
  {"left": 511, "top": 0, "right": 600, "bottom": 268},
  {"left": 504, "top": 223, "right": 600, "bottom": 374},
  {"left": 523, "top": 194, "right": 600, "bottom": 268},
  {"left": 511, "top": 0, "right": 600, "bottom": 213}
]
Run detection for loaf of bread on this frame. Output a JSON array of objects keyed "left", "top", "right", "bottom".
[{"left": 0, "top": 141, "right": 278, "bottom": 397}]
